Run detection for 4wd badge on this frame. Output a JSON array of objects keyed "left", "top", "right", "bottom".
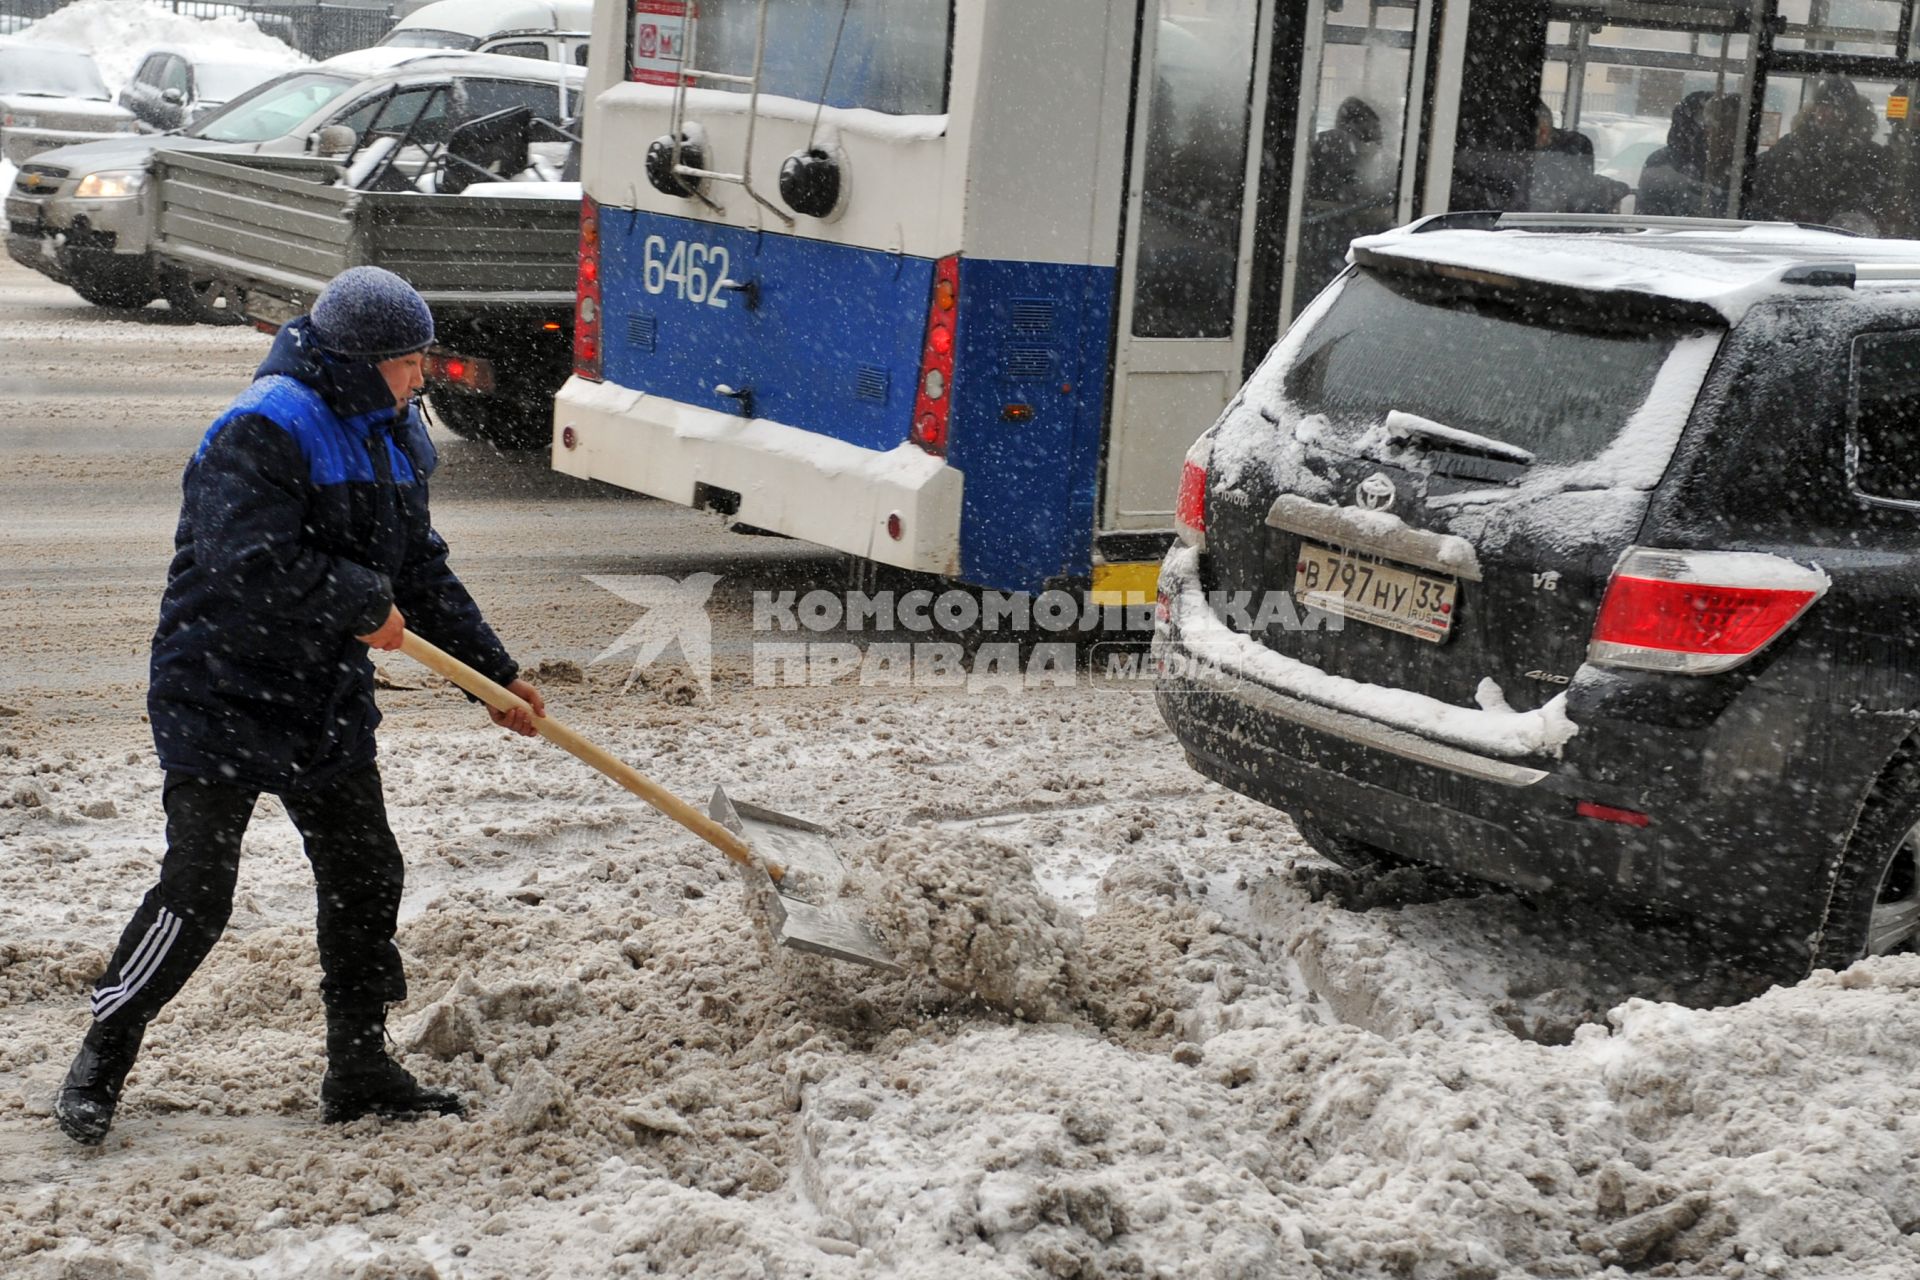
[{"left": 1355, "top": 472, "right": 1396, "bottom": 512}]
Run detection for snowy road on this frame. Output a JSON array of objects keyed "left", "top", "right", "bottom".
[{"left": 6, "top": 258, "right": 1920, "bottom": 1279}]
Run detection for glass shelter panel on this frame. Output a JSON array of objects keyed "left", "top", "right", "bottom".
[
  {"left": 1773, "top": 0, "right": 1903, "bottom": 57},
  {"left": 1542, "top": 19, "right": 1755, "bottom": 218},
  {"left": 1470, "top": 1, "right": 1920, "bottom": 235}
]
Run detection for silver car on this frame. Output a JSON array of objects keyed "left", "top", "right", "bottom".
[
  {"left": 0, "top": 42, "right": 138, "bottom": 165},
  {"left": 4, "top": 47, "right": 579, "bottom": 319}
]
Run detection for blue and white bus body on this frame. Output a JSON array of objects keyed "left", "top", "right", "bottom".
[{"left": 556, "top": 1, "right": 1169, "bottom": 596}]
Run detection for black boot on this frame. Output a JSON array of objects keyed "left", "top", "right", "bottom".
[
  {"left": 54, "top": 1019, "right": 147, "bottom": 1146},
  {"left": 321, "top": 1004, "right": 464, "bottom": 1124}
]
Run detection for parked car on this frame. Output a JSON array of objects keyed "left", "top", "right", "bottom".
[
  {"left": 0, "top": 41, "right": 137, "bottom": 165},
  {"left": 3, "top": 47, "right": 579, "bottom": 318},
  {"left": 119, "top": 46, "right": 299, "bottom": 135},
  {"left": 379, "top": 0, "right": 591, "bottom": 64},
  {"left": 1153, "top": 211, "right": 1920, "bottom": 976}
]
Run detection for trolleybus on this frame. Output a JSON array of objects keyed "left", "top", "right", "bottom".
[{"left": 555, "top": 0, "right": 1920, "bottom": 597}]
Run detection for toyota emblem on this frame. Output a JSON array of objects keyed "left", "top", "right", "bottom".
[{"left": 1355, "top": 472, "right": 1396, "bottom": 512}]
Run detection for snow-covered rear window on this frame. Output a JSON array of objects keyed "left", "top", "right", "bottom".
[
  {"left": 0, "top": 46, "right": 109, "bottom": 100},
  {"left": 633, "top": 0, "right": 951, "bottom": 116},
  {"left": 1281, "top": 269, "right": 1701, "bottom": 466}
]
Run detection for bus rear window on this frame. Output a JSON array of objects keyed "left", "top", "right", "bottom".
[{"left": 629, "top": 0, "right": 951, "bottom": 116}]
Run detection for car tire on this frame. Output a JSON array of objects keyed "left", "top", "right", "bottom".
[
  {"left": 1810, "top": 746, "right": 1920, "bottom": 971},
  {"left": 68, "top": 269, "right": 155, "bottom": 310},
  {"left": 161, "top": 271, "right": 244, "bottom": 326},
  {"left": 1291, "top": 817, "right": 1406, "bottom": 876},
  {"left": 427, "top": 387, "right": 551, "bottom": 451}
]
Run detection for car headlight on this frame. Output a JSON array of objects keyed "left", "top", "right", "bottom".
[{"left": 74, "top": 170, "right": 146, "bottom": 199}]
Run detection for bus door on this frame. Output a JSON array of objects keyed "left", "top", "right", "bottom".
[
  {"left": 1102, "top": 0, "right": 1438, "bottom": 539},
  {"left": 1103, "top": 0, "right": 1277, "bottom": 538}
]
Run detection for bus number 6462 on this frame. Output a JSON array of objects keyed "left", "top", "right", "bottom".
[{"left": 642, "top": 236, "right": 731, "bottom": 308}]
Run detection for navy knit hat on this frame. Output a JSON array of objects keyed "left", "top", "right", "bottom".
[{"left": 309, "top": 266, "right": 435, "bottom": 361}]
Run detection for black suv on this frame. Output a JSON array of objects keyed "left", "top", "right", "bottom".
[{"left": 1154, "top": 212, "right": 1920, "bottom": 973}]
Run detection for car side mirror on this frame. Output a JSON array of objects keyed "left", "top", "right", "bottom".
[
  {"left": 162, "top": 87, "right": 185, "bottom": 105},
  {"left": 315, "top": 124, "right": 358, "bottom": 158}
]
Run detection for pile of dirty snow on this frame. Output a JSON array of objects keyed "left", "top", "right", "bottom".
[
  {"left": 7, "top": 684, "right": 1920, "bottom": 1278},
  {"left": 21, "top": 0, "right": 305, "bottom": 93}
]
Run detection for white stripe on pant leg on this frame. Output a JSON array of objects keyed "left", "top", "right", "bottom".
[
  {"left": 92, "top": 908, "right": 175, "bottom": 1011},
  {"left": 93, "top": 912, "right": 182, "bottom": 1022},
  {"left": 93, "top": 912, "right": 180, "bottom": 1021}
]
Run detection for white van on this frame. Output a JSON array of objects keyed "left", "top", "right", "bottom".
[{"left": 381, "top": 0, "right": 592, "bottom": 65}]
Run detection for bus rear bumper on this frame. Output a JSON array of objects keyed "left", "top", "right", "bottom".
[{"left": 551, "top": 377, "right": 964, "bottom": 575}]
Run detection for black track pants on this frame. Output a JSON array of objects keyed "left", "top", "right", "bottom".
[{"left": 89, "top": 766, "right": 408, "bottom": 1027}]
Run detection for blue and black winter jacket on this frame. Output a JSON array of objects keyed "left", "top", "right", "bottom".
[{"left": 148, "top": 318, "right": 517, "bottom": 793}]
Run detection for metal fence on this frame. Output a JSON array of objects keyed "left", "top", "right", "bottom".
[{"left": 0, "top": 0, "right": 397, "bottom": 61}]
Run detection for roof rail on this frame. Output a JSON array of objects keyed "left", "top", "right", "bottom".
[
  {"left": 1411, "top": 211, "right": 1858, "bottom": 236},
  {"left": 1781, "top": 262, "right": 1920, "bottom": 288},
  {"left": 1498, "top": 212, "right": 1780, "bottom": 232}
]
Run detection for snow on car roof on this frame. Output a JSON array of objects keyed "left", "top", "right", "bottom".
[
  {"left": 316, "top": 45, "right": 483, "bottom": 75},
  {"left": 391, "top": 0, "right": 592, "bottom": 38},
  {"left": 318, "top": 44, "right": 582, "bottom": 83},
  {"left": 1352, "top": 217, "right": 1920, "bottom": 323}
]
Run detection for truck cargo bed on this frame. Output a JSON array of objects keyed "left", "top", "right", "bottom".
[{"left": 151, "top": 149, "right": 579, "bottom": 318}]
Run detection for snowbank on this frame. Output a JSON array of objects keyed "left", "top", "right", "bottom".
[
  {"left": 20, "top": 0, "right": 304, "bottom": 94},
  {"left": 5, "top": 675, "right": 1920, "bottom": 1277}
]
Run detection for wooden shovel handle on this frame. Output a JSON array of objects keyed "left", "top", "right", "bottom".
[{"left": 396, "top": 631, "right": 774, "bottom": 876}]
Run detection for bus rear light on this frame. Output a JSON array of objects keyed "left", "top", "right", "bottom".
[
  {"left": 910, "top": 255, "right": 960, "bottom": 456},
  {"left": 573, "top": 194, "right": 603, "bottom": 381},
  {"left": 1588, "top": 548, "right": 1830, "bottom": 675},
  {"left": 1174, "top": 435, "right": 1212, "bottom": 551}
]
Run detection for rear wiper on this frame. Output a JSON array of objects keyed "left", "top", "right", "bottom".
[{"left": 1384, "top": 410, "right": 1535, "bottom": 467}]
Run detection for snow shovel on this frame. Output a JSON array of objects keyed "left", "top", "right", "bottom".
[{"left": 397, "top": 631, "right": 900, "bottom": 973}]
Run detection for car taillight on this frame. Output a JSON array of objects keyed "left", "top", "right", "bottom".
[
  {"left": 910, "top": 255, "right": 959, "bottom": 456},
  {"left": 1174, "top": 436, "right": 1212, "bottom": 550},
  {"left": 1588, "top": 547, "right": 1829, "bottom": 675},
  {"left": 573, "top": 194, "right": 602, "bottom": 381},
  {"left": 425, "top": 351, "right": 495, "bottom": 393}
]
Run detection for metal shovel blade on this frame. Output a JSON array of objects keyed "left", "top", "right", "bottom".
[{"left": 709, "top": 787, "right": 902, "bottom": 973}]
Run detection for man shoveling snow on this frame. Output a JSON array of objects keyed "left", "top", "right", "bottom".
[{"left": 52, "top": 267, "right": 546, "bottom": 1145}]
